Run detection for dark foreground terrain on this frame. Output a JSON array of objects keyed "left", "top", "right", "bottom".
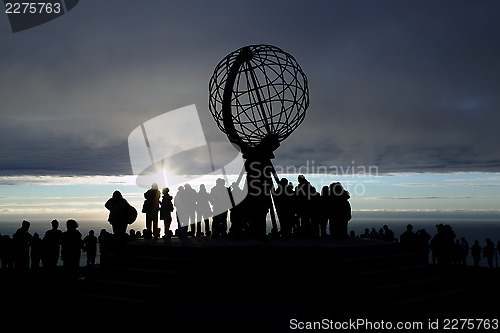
[{"left": 1, "top": 237, "right": 498, "bottom": 332}]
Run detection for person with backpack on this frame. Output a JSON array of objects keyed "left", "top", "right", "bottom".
[{"left": 105, "top": 190, "right": 136, "bottom": 237}]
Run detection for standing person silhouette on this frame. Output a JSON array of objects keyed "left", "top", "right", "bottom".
[
  {"left": 329, "top": 183, "right": 351, "bottom": 239},
  {"left": 484, "top": 238, "right": 495, "bottom": 269},
  {"left": 83, "top": 230, "right": 98, "bottom": 266},
  {"left": 229, "top": 182, "right": 247, "bottom": 237},
  {"left": 143, "top": 183, "right": 161, "bottom": 239},
  {"left": 210, "top": 178, "right": 231, "bottom": 238},
  {"left": 183, "top": 184, "right": 198, "bottom": 236},
  {"left": 160, "top": 188, "right": 174, "bottom": 238},
  {"left": 43, "top": 219, "right": 63, "bottom": 269},
  {"left": 175, "top": 186, "right": 188, "bottom": 237},
  {"left": 61, "top": 219, "right": 82, "bottom": 278},
  {"left": 13, "top": 220, "right": 32, "bottom": 269},
  {"left": 272, "top": 178, "right": 293, "bottom": 238},
  {"left": 105, "top": 190, "right": 132, "bottom": 237},
  {"left": 400, "top": 224, "right": 416, "bottom": 251},
  {"left": 296, "top": 175, "right": 312, "bottom": 236},
  {"left": 196, "top": 184, "right": 212, "bottom": 237},
  {"left": 30, "top": 233, "right": 43, "bottom": 269}
]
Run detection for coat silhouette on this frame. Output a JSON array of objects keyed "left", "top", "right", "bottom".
[
  {"left": 13, "top": 220, "right": 32, "bottom": 269},
  {"left": 160, "top": 187, "right": 174, "bottom": 238},
  {"left": 183, "top": 184, "right": 198, "bottom": 236},
  {"left": 43, "top": 219, "right": 63, "bottom": 268},
  {"left": 210, "top": 178, "right": 230, "bottom": 238},
  {"left": 143, "top": 184, "right": 161, "bottom": 238},
  {"left": 196, "top": 184, "right": 212, "bottom": 237},
  {"left": 61, "top": 219, "right": 82, "bottom": 277},
  {"left": 83, "top": 230, "right": 98, "bottom": 266},
  {"left": 106, "top": 190, "right": 133, "bottom": 237}
]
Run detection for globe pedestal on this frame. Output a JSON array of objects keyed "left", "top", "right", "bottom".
[{"left": 243, "top": 156, "right": 276, "bottom": 237}]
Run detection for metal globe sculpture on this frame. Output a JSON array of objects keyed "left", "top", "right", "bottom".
[
  {"left": 209, "top": 44, "right": 309, "bottom": 154},
  {"left": 208, "top": 44, "right": 309, "bottom": 237}
]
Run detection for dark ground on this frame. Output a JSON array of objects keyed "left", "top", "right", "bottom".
[{"left": 1, "top": 238, "right": 499, "bottom": 332}]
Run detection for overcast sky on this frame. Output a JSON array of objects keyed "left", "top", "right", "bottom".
[{"left": 1, "top": 0, "right": 500, "bottom": 176}]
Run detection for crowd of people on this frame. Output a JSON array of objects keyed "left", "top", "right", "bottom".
[
  {"left": 0, "top": 219, "right": 97, "bottom": 274},
  {"left": 123, "top": 176, "right": 353, "bottom": 240},
  {"left": 355, "top": 223, "right": 500, "bottom": 268},
  {"left": 424, "top": 224, "right": 500, "bottom": 269}
]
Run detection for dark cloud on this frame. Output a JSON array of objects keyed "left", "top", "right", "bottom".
[{"left": 1, "top": 0, "right": 500, "bottom": 175}]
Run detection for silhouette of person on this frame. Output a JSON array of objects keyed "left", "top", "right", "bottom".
[
  {"left": 273, "top": 178, "right": 294, "bottom": 238},
  {"left": 400, "top": 224, "right": 415, "bottom": 250},
  {"left": 415, "top": 229, "right": 431, "bottom": 263},
  {"left": 13, "top": 220, "right": 32, "bottom": 269},
  {"left": 432, "top": 224, "right": 456, "bottom": 266},
  {"left": 378, "top": 228, "right": 385, "bottom": 239},
  {"left": 61, "top": 219, "right": 82, "bottom": 277},
  {"left": 183, "top": 184, "right": 198, "bottom": 236},
  {"left": 160, "top": 188, "right": 174, "bottom": 238},
  {"left": 30, "top": 232, "right": 43, "bottom": 269},
  {"left": 83, "top": 230, "right": 98, "bottom": 266},
  {"left": 196, "top": 184, "right": 212, "bottom": 237},
  {"left": 328, "top": 182, "right": 351, "bottom": 239},
  {"left": 143, "top": 183, "right": 161, "bottom": 239},
  {"left": 98, "top": 229, "right": 112, "bottom": 257},
  {"left": 105, "top": 190, "right": 133, "bottom": 237},
  {"left": 42, "top": 219, "right": 63, "bottom": 269},
  {"left": 382, "top": 225, "right": 394, "bottom": 242},
  {"left": 483, "top": 238, "right": 495, "bottom": 269},
  {"left": 175, "top": 186, "right": 188, "bottom": 237},
  {"left": 471, "top": 240, "right": 481, "bottom": 267},
  {"left": 210, "top": 178, "right": 231, "bottom": 238},
  {"left": 360, "top": 228, "right": 370, "bottom": 239},
  {"left": 338, "top": 188, "right": 352, "bottom": 239},
  {"left": 296, "top": 175, "right": 313, "bottom": 237}
]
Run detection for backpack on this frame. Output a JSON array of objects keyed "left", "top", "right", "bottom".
[{"left": 126, "top": 205, "right": 138, "bottom": 224}]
